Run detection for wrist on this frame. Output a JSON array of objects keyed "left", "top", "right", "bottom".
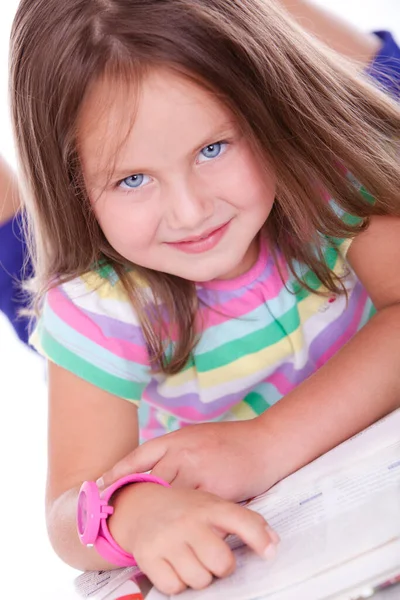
[
  {"left": 108, "top": 482, "right": 161, "bottom": 554},
  {"left": 252, "top": 414, "right": 285, "bottom": 489},
  {"left": 77, "top": 474, "right": 170, "bottom": 567}
]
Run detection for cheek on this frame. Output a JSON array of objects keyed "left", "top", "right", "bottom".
[
  {"left": 221, "top": 152, "right": 276, "bottom": 212},
  {"left": 93, "top": 196, "right": 159, "bottom": 252}
]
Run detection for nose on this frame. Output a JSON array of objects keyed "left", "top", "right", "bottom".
[{"left": 164, "top": 178, "right": 213, "bottom": 231}]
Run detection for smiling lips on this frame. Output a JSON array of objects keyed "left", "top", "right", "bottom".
[{"left": 166, "top": 221, "right": 231, "bottom": 254}]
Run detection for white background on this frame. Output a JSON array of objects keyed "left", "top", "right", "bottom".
[{"left": 0, "top": 1, "right": 399, "bottom": 598}]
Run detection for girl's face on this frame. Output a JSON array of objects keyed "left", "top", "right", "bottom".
[{"left": 78, "top": 68, "right": 276, "bottom": 282}]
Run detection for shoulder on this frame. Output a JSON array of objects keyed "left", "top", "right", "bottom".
[
  {"left": 33, "top": 266, "right": 152, "bottom": 366},
  {"left": 50, "top": 267, "right": 138, "bottom": 320},
  {"left": 347, "top": 215, "right": 400, "bottom": 310},
  {"left": 47, "top": 264, "right": 153, "bottom": 327},
  {"left": 31, "top": 266, "right": 152, "bottom": 401}
]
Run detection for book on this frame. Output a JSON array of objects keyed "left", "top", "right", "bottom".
[
  {"left": 74, "top": 568, "right": 143, "bottom": 599},
  {"left": 75, "top": 409, "right": 400, "bottom": 600}
]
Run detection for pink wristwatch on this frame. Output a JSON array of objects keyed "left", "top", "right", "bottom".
[{"left": 77, "top": 473, "right": 170, "bottom": 567}]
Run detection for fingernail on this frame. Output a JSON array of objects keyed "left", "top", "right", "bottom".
[
  {"left": 266, "top": 525, "right": 280, "bottom": 545},
  {"left": 96, "top": 477, "right": 104, "bottom": 489},
  {"left": 263, "top": 543, "right": 277, "bottom": 560}
]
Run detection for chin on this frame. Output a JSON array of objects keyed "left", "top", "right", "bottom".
[{"left": 178, "top": 260, "right": 239, "bottom": 283}]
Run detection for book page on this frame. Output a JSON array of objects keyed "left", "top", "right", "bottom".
[
  {"left": 74, "top": 568, "right": 140, "bottom": 599},
  {"left": 77, "top": 411, "right": 400, "bottom": 600},
  {"left": 146, "top": 541, "right": 400, "bottom": 600},
  {"left": 261, "top": 409, "right": 400, "bottom": 500},
  {"left": 149, "top": 437, "right": 400, "bottom": 600}
]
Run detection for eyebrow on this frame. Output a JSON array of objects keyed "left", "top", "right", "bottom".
[{"left": 89, "top": 120, "right": 237, "bottom": 184}]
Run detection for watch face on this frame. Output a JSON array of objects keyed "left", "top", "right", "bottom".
[
  {"left": 77, "top": 480, "right": 102, "bottom": 546},
  {"left": 77, "top": 490, "right": 88, "bottom": 536}
]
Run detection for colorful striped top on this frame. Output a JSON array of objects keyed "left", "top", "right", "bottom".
[{"left": 32, "top": 220, "right": 375, "bottom": 442}]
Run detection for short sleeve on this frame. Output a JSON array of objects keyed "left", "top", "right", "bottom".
[
  {"left": 30, "top": 271, "right": 152, "bottom": 404},
  {"left": 326, "top": 174, "right": 374, "bottom": 259}
]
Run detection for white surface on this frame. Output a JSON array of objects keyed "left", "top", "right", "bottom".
[{"left": 0, "top": 1, "right": 400, "bottom": 598}]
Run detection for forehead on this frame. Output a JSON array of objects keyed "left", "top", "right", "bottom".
[{"left": 77, "top": 67, "right": 235, "bottom": 179}]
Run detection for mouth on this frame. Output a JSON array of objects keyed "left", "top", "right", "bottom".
[
  {"left": 174, "top": 222, "right": 230, "bottom": 244},
  {"left": 165, "top": 220, "right": 232, "bottom": 254}
]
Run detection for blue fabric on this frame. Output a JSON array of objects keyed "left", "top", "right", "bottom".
[
  {"left": 367, "top": 31, "right": 400, "bottom": 95},
  {"left": 0, "top": 211, "right": 33, "bottom": 343},
  {"left": 1, "top": 30, "right": 400, "bottom": 346}
]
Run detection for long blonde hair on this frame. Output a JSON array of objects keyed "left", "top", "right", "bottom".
[{"left": 10, "top": 0, "right": 400, "bottom": 373}]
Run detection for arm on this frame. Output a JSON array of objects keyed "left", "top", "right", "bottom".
[
  {"left": 0, "top": 155, "right": 19, "bottom": 224},
  {"left": 46, "top": 362, "right": 141, "bottom": 570},
  {"left": 279, "top": 0, "right": 382, "bottom": 66},
  {"left": 100, "top": 217, "right": 400, "bottom": 501},
  {"left": 280, "top": 2, "right": 400, "bottom": 98},
  {"left": 47, "top": 362, "right": 275, "bottom": 592},
  {"left": 248, "top": 215, "right": 400, "bottom": 484}
]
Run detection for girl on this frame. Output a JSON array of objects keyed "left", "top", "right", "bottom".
[
  {"left": 10, "top": 0, "right": 400, "bottom": 594},
  {"left": 2, "top": 1, "right": 400, "bottom": 342}
]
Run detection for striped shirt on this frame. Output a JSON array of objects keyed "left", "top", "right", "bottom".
[{"left": 32, "top": 227, "right": 375, "bottom": 442}]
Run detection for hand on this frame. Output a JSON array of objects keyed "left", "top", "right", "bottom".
[
  {"left": 109, "top": 483, "right": 280, "bottom": 595},
  {"left": 98, "top": 420, "right": 276, "bottom": 502}
]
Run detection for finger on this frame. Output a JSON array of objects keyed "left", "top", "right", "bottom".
[
  {"left": 97, "top": 439, "right": 167, "bottom": 489},
  {"left": 140, "top": 557, "right": 187, "bottom": 596},
  {"left": 189, "top": 528, "right": 236, "bottom": 580},
  {"left": 211, "top": 504, "right": 279, "bottom": 560},
  {"left": 168, "top": 465, "right": 200, "bottom": 490},
  {"left": 150, "top": 457, "right": 179, "bottom": 485},
  {"left": 169, "top": 543, "right": 213, "bottom": 590}
]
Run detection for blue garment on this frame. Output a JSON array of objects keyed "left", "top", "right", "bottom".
[
  {"left": 1, "top": 30, "right": 400, "bottom": 346},
  {"left": 367, "top": 31, "right": 400, "bottom": 95},
  {"left": 0, "top": 211, "right": 33, "bottom": 343}
]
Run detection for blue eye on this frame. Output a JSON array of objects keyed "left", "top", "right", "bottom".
[
  {"left": 198, "top": 141, "right": 227, "bottom": 163},
  {"left": 118, "top": 173, "right": 151, "bottom": 190}
]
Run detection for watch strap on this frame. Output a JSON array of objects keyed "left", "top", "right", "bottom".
[{"left": 93, "top": 473, "right": 170, "bottom": 567}]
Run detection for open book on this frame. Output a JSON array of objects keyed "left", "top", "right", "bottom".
[{"left": 75, "top": 409, "right": 400, "bottom": 600}]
